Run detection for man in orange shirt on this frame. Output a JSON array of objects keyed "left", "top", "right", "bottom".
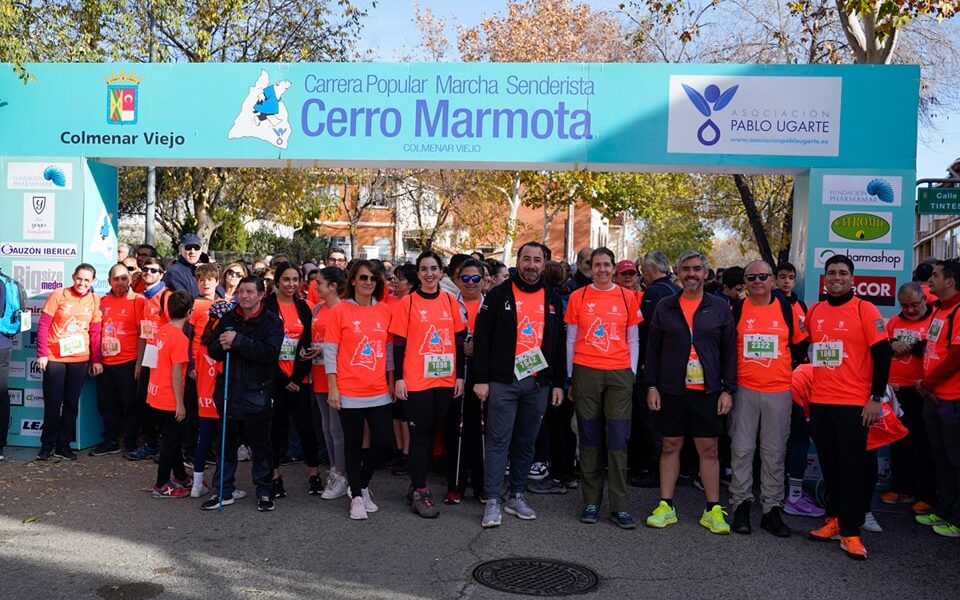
[
  {"left": 916, "top": 259, "right": 960, "bottom": 538},
  {"left": 729, "top": 260, "right": 807, "bottom": 538},
  {"left": 805, "top": 255, "right": 891, "bottom": 560}
]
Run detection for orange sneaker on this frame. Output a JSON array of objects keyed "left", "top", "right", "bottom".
[
  {"left": 880, "top": 491, "right": 915, "bottom": 505},
  {"left": 912, "top": 500, "right": 934, "bottom": 515},
  {"left": 809, "top": 517, "right": 841, "bottom": 541},
  {"left": 840, "top": 536, "right": 868, "bottom": 560}
]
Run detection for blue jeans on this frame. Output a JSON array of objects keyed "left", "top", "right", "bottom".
[
  {"left": 214, "top": 413, "right": 273, "bottom": 499},
  {"left": 483, "top": 378, "right": 549, "bottom": 498}
]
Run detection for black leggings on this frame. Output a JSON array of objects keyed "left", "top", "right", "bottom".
[
  {"left": 272, "top": 381, "right": 319, "bottom": 469},
  {"left": 40, "top": 361, "right": 87, "bottom": 451},
  {"left": 340, "top": 403, "right": 394, "bottom": 497},
  {"left": 156, "top": 410, "right": 187, "bottom": 487},
  {"left": 406, "top": 387, "right": 453, "bottom": 489}
]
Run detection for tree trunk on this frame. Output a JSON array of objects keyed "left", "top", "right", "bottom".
[
  {"left": 777, "top": 187, "right": 795, "bottom": 264},
  {"left": 501, "top": 174, "right": 522, "bottom": 266},
  {"left": 732, "top": 174, "right": 775, "bottom": 266}
]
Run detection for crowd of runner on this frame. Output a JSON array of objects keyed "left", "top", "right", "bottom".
[{"left": 2, "top": 233, "right": 959, "bottom": 562}]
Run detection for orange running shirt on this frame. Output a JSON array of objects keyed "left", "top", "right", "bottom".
[
  {"left": 327, "top": 301, "right": 393, "bottom": 397},
  {"left": 389, "top": 291, "right": 466, "bottom": 391},
  {"left": 146, "top": 323, "right": 190, "bottom": 412},
  {"left": 463, "top": 297, "right": 482, "bottom": 334},
  {"left": 141, "top": 289, "right": 170, "bottom": 342},
  {"left": 311, "top": 303, "right": 333, "bottom": 393},
  {"left": 922, "top": 302, "right": 960, "bottom": 400},
  {"left": 806, "top": 298, "right": 887, "bottom": 406},
  {"left": 514, "top": 286, "right": 546, "bottom": 357},
  {"left": 565, "top": 285, "right": 642, "bottom": 371},
  {"left": 189, "top": 298, "right": 214, "bottom": 365},
  {"left": 679, "top": 296, "right": 705, "bottom": 391},
  {"left": 737, "top": 299, "right": 807, "bottom": 393},
  {"left": 42, "top": 287, "right": 102, "bottom": 362},
  {"left": 99, "top": 290, "right": 144, "bottom": 365},
  {"left": 887, "top": 312, "right": 932, "bottom": 387},
  {"left": 277, "top": 300, "right": 305, "bottom": 380}
]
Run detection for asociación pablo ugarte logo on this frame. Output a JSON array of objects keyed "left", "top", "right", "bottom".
[
  {"left": 681, "top": 82, "right": 738, "bottom": 146},
  {"left": 103, "top": 70, "right": 142, "bottom": 125}
]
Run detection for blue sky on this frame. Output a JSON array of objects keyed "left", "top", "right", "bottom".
[{"left": 358, "top": 0, "right": 958, "bottom": 180}]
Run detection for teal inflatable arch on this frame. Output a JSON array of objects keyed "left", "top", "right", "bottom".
[{"left": 0, "top": 62, "right": 919, "bottom": 447}]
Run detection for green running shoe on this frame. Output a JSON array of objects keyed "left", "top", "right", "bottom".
[
  {"left": 700, "top": 505, "right": 731, "bottom": 535},
  {"left": 645, "top": 501, "right": 678, "bottom": 528},
  {"left": 916, "top": 513, "right": 947, "bottom": 526},
  {"left": 932, "top": 523, "right": 960, "bottom": 538}
]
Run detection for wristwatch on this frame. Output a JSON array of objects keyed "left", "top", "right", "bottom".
[{"left": 869, "top": 394, "right": 884, "bottom": 403}]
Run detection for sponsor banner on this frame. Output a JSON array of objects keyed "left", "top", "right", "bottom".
[
  {"left": 6, "top": 162, "right": 73, "bottom": 190},
  {"left": 20, "top": 419, "right": 43, "bottom": 437},
  {"left": 23, "top": 388, "right": 44, "bottom": 409},
  {"left": 667, "top": 75, "right": 841, "bottom": 156},
  {"left": 9, "top": 361, "right": 25, "bottom": 379},
  {"left": 822, "top": 175, "right": 902, "bottom": 207},
  {"left": 23, "top": 193, "right": 55, "bottom": 240},
  {"left": 813, "top": 247, "right": 904, "bottom": 272},
  {"left": 0, "top": 241, "right": 78, "bottom": 258},
  {"left": 827, "top": 211, "right": 893, "bottom": 244},
  {"left": 27, "top": 358, "right": 43, "bottom": 382},
  {"left": 12, "top": 260, "right": 66, "bottom": 297},
  {"left": 818, "top": 275, "right": 897, "bottom": 307},
  {"left": 9, "top": 389, "right": 23, "bottom": 407}
]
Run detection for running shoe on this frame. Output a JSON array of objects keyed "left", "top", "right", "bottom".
[
  {"left": 916, "top": 513, "right": 947, "bottom": 526},
  {"left": 732, "top": 501, "right": 752, "bottom": 535},
  {"left": 171, "top": 475, "right": 193, "bottom": 489},
  {"left": 390, "top": 456, "right": 409, "bottom": 476},
  {"left": 840, "top": 535, "right": 868, "bottom": 560},
  {"left": 579, "top": 504, "right": 600, "bottom": 524},
  {"left": 912, "top": 500, "right": 934, "bottom": 515},
  {"left": 482, "top": 498, "right": 501, "bottom": 528},
  {"left": 700, "top": 505, "right": 731, "bottom": 535},
  {"left": 477, "top": 492, "right": 490, "bottom": 504},
  {"left": 784, "top": 495, "right": 826, "bottom": 518},
  {"left": 35, "top": 448, "right": 52, "bottom": 461},
  {"left": 89, "top": 442, "right": 120, "bottom": 457},
  {"left": 308, "top": 475, "right": 324, "bottom": 496},
  {"left": 932, "top": 523, "right": 960, "bottom": 538},
  {"left": 279, "top": 455, "right": 302, "bottom": 466},
  {"left": 361, "top": 488, "right": 378, "bottom": 513},
  {"left": 124, "top": 444, "right": 158, "bottom": 461},
  {"left": 321, "top": 473, "right": 348, "bottom": 500},
  {"left": 190, "top": 481, "right": 209, "bottom": 499},
  {"left": 527, "top": 478, "right": 567, "bottom": 495},
  {"left": 411, "top": 488, "right": 439, "bottom": 518},
  {"left": 271, "top": 477, "right": 287, "bottom": 499},
  {"left": 528, "top": 461, "right": 549, "bottom": 481},
  {"left": 504, "top": 493, "right": 537, "bottom": 520},
  {"left": 200, "top": 494, "right": 235, "bottom": 510},
  {"left": 809, "top": 517, "right": 841, "bottom": 541},
  {"left": 610, "top": 512, "right": 637, "bottom": 530},
  {"left": 257, "top": 496, "right": 275, "bottom": 512},
  {"left": 880, "top": 491, "right": 915, "bottom": 505},
  {"left": 152, "top": 483, "right": 189, "bottom": 499},
  {"left": 443, "top": 491, "right": 463, "bottom": 505},
  {"left": 349, "top": 496, "right": 367, "bottom": 520},
  {"left": 861, "top": 512, "right": 882, "bottom": 533},
  {"left": 760, "top": 507, "right": 792, "bottom": 538},
  {"left": 53, "top": 448, "right": 78, "bottom": 461},
  {"left": 645, "top": 501, "right": 678, "bottom": 528}
]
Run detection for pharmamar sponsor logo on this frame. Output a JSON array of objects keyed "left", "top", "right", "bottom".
[
  {"left": 821, "top": 175, "right": 902, "bottom": 207},
  {"left": 814, "top": 247, "right": 904, "bottom": 272},
  {"left": 6, "top": 162, "right": 74, "bottom": 190}
]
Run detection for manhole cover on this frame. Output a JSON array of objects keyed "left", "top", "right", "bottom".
[
  {"left": 96, "top": 582, "right": 164, "bottom": 600},
  {"left": 473, "top": 558, "right": 599, "bottom": 596}
]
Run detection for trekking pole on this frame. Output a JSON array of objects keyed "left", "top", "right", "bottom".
[
  {"left": 454, "top": 392, "right": 465, "bottom": 490},
  {"left": 217, "top": 328, "right": 233, "bottom": 513}
]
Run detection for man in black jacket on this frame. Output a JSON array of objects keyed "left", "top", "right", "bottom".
[
  {"left": 164, "top": 233, "right": 203, "bottom": 296},
  {"left": 202, "top": 276, "right": 283, "bottom": 512},
  {"left": 645, "top": 250, "right": 737, "bottom": 534},
  {"left": 474, "top": 242, "right": 566, "bottom": 528}
]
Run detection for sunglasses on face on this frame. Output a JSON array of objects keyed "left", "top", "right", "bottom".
[
  {"left": 356, "top": 274, "right": 378, "bottom": 282},
  {"left": 184, "top": 244, "right": 201, "bottom": 251},
  {"left": 744, "top": 273, "right": 773, "bottom": 282},
  {"left": 143, "top": 267, "right": 162, "bottom": 274},
  {"left": 385, "top": 275, "right": 397, "bottom": 282},
  {"left": 460, "top": 274, "right": 482, "bottom": 284},
  {"left": 225, "top": 270, "right": 243, "bottom": 278}
]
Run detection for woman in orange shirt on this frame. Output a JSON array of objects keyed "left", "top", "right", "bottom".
[
  {"left": 264, "top": 262, "right": 319, "bottom": 498},
  {"left": 390, "top": 251, "right": 467, "bottom": 518},
  {"left": 325, "top": 260, "right": 395, "bottom": 520},
  {"left": 36, "top": 263, "right": 103, "bottom": 461}
]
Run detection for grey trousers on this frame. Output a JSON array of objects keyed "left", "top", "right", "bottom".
[{"left": 728, "top": 386, "right": 792, "bottom": 512}]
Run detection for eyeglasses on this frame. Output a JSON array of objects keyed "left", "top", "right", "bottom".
[
  {"left": 356, "top": 274, "right": 377, "bottom": 282},
  {"left": 225, "top": 270, "right": 243, "bottom": 278},
  {"left": 385, "top": 275, "right": 397, "bottom": 282},
  {"left": 143, "top": 267, "right": 162, "bottom": 274},
  {"left": 460, "top": 274, "right": 482, "bottom": 284},
  {"left": 744, "top": 273, "right": 773, "bottom": 282},
  {"left": 184, "top": 244, "right": 201, "bottom": 251}
]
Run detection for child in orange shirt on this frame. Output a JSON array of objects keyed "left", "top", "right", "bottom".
[{"left": 148, "top": 290, "right": 194, "bottom": 498}]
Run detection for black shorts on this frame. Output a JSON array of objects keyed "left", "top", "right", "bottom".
[{"left": 656, "top": 390, "right": 723, "bottom": 438}]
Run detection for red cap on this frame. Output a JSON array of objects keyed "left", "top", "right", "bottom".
[{"left": 615, "top": 260, "right": 638, "bottom": 274}]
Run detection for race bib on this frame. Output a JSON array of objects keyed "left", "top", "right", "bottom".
[
  {"left": 59, "top": 334, "right": 86, "bottom": 357},
  {"left": 928, "top": 319, "right": 944, "bottom": 343},
  {"left": 743, "top": 334, "right": 778, "bottom": 360},
  {"left": 893, "top": 328, "right": 921, "bottom": 346},
  {"left": 140, "top": 319, "right": 156, "bottom": 341},
  {"left": 20, "top": 310, "right": 31, "bottom": 333},
  {"left": 423, "top": 353, "right": 454, "bottom": 378},
  {"left": 102, "top": 336, "right": 121, "bottom": 357},
  {"left": 812, "top": 341, "right": 843, "bottom": 367},
  {"left": 141, "top": 343, "right": 159, "bottom": 369},
  {"left": 279, "top": 335, "right": 298, "bottom": 362},
  {"left": 514, "top": 346, "right": 548, "bottom": 381},
  {"left": 685, "top": 358, "right": 704, "bottom": 385}
]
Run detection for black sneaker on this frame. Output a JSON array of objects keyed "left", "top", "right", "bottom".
[
  {"left": 308, "top": 475, "right": 323, "bottom": 496},
  {"left": 54, "top": 448, "right": 78, "bottom": 461},
  {"left": 271, "top": 477, "right": 287, "bottom": 499},
  {"left": 257, "top": 496, "right": 276, "bottom": 512},
  {"left": 527, "top": 478, "right": 568, "bottom": 495},
  {"left": 36, "top": 448, "right": 52, "bottom": 461},
  {"left": 732, "top": 501, "right": 752, "bottom": 535},
  {"left": 200, "top": 494, "right": 235, "bottom": 510},
  {"left": 279, "top": 456, "right": 302, "bottom": 466},
  {"left": 761, "top": 507, "right": 792, "bottom": 538},
  {"left": 390, "top": 456, "right": 409, "bottom": 476},
  {"left": 89, "top": 442, "right": 120, "bottom": 457}
]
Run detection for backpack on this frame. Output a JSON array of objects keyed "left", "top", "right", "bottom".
[{"left": 0, "top": 268, "right": 27, "bottom": 338}]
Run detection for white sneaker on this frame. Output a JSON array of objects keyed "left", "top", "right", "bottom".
[
  {"left": 861, "top": 511, "right": 883, "bottom": 533},
  {"left": 482, "top": 498, "right": 502, "bottom": 528},
  {"left": 349, "top": 496, "right": 368, "bottom": 520},
  {"left": 190, "top": 482, "right": 209, "bottom": 499},
  {"left": 233, "top": 490, "right": 247, "bottom": 500},
  {"left": 361, "top": 488, "right": 379, "bottom": 513},
  {"left": 321, "top": 473, "right": 349, "bottom": 500},
  {"left": 528, "top": 462, "right": 549, "bottom": 481},
  {"left": 236, "top": 445, "right": 251, "bottom": 462}
]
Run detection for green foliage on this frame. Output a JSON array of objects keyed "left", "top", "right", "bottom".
[
  {"left": 247, "top": 228, "right": 330, "bottom": 264},
  {"left": 638, "top": 205, "right": 712, "bottom": 260},
  {"left": 209, "top": 208, "right": 248, "bottom": 252}
]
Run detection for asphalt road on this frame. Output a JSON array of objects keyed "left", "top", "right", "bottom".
[{"left": 0, "top": 448, "right": 957, "bottom": 600}]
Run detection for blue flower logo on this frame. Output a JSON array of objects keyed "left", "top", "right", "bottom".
[
  {"left": 43, "top": 165, "right": 67, "bottom": 187},
  {"left": 866, "top": 178, "right": 895, "bottom": 203},
  {"left": 681, "top": 83, "right": 738, "bottom": 146}
]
